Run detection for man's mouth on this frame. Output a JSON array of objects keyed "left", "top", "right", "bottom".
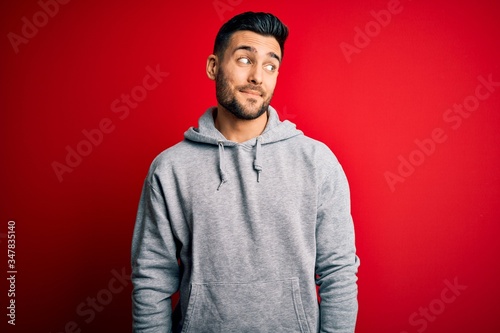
[{"left": 240, "top": 89, "right": 263, "bottom": 97}]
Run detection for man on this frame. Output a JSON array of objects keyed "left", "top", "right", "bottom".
[{"left": 131, "top": 11, "right": 359, "bottom": 333}]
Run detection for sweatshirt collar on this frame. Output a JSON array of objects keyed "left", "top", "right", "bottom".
[{"left": 184, "top": 106, "right": 303, "bottom": 190}]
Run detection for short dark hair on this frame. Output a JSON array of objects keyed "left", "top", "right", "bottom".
[{"left": 214, "top": 12, "right": 289, "bottom": 61}]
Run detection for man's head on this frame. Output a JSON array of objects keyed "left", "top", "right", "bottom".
[
  {"left": 213, "top": 12, "right": 289, "bottom": 62},
  {"left": 206, "top": 12, "right": 289, "bottom": 120}
]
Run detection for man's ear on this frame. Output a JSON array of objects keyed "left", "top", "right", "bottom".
[{"left": 206, "top": 54, "right": 218, "bottom": 80}]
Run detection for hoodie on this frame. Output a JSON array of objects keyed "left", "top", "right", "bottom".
[{"left": 131, "top": 106, "right": 359, "bottom": 333}]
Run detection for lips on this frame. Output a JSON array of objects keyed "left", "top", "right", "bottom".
[{"left": 240, "top": 89, "right": 262, "bottom": 97}]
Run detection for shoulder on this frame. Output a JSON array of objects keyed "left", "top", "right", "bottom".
[
  {"left": 287, "top": 135, "right": 349, "bottom": 188},
  {"left": 288, "top": 134, "right": 340, "bottom": 167},
  {"left": 145, "top": 140, "right": 199, "bottom": 178},
  {"left": 152, "top": 140, "right": 189, "bottom": 162}
]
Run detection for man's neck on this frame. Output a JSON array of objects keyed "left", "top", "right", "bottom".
[{"left": 214, "top": 106, "right": 268, "bottom": 143}]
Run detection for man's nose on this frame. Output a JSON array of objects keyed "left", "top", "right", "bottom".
[{"left": 248, "top": 65, "right": 263, "bottom": 85}]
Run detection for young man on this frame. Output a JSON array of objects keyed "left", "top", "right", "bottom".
[{"left": 131, "top": 12, "right": 359, "bottom": 333}]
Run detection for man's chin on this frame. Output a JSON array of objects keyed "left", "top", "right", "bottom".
[
  {"left": 219, "top": 97, "right": 269, "bottom": 120},
  {"left": 239, "top": 105, "right": 268, "bottom": 120}
]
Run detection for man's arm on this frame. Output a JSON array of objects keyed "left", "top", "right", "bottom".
[
  {"left": 316, "top": 161, "right": 360, "bottom": 333},
  {"left": 131, "top": 178, "right": 180, "bottom": 333}
]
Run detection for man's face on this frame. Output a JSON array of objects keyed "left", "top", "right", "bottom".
[{"left": 215, "top": 30, "right": 281, "bottom": 120}]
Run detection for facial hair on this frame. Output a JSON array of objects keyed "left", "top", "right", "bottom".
[{"left": 215, "top": 68, "right": 272, "bottom": 120}]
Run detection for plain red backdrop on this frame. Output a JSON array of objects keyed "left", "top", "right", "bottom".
[{"left": 1, "top": 0, "right": 499, "bottom": 332}]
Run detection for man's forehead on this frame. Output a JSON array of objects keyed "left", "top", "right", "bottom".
[{"left": 228, "top": 31, "right": 281, "bottom": 58}]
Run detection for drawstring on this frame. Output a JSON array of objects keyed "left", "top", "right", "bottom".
[
  {"left": 217, "top": 141, "right": 228, "bottom": 190},
  {"left": 217, "top": 137, "right": 263, "bottom": 190},
  {"left": 253, "top": 136, "right": 263, "bottom": 182}
]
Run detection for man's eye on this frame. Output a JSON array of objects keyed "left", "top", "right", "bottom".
[
  {"left": 264, "top": 64, "right": 276, "bottom": 71},
  {"left": 238, "top": 57, "right": 250, "bottom": 64}
]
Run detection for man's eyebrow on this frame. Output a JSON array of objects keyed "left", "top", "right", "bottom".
[{"left": 233, "top": 45, "right": 281, "bottom": 62}]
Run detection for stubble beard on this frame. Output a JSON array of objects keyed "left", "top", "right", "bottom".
[{"left": 215, "top": 68, "right": 272, "bottom": 120}]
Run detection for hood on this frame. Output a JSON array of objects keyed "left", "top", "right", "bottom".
[{"left": 184, "top": 105, "right": 303, "bottom": 190}]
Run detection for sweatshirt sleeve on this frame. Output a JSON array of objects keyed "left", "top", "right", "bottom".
[
  {"left": 315, "top": 161, "right": 360, "bottom": 333},
  {"left": 131, "top": 176, "right": 180, "bottom": 333}
]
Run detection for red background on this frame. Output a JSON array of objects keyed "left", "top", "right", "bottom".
[{"left": 1, "top": 0, "right": 499, "bottom": 332}]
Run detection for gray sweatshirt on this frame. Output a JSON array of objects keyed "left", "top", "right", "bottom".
[{"left": 131, "top": 106, "right": 359, "bottom": 333}]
